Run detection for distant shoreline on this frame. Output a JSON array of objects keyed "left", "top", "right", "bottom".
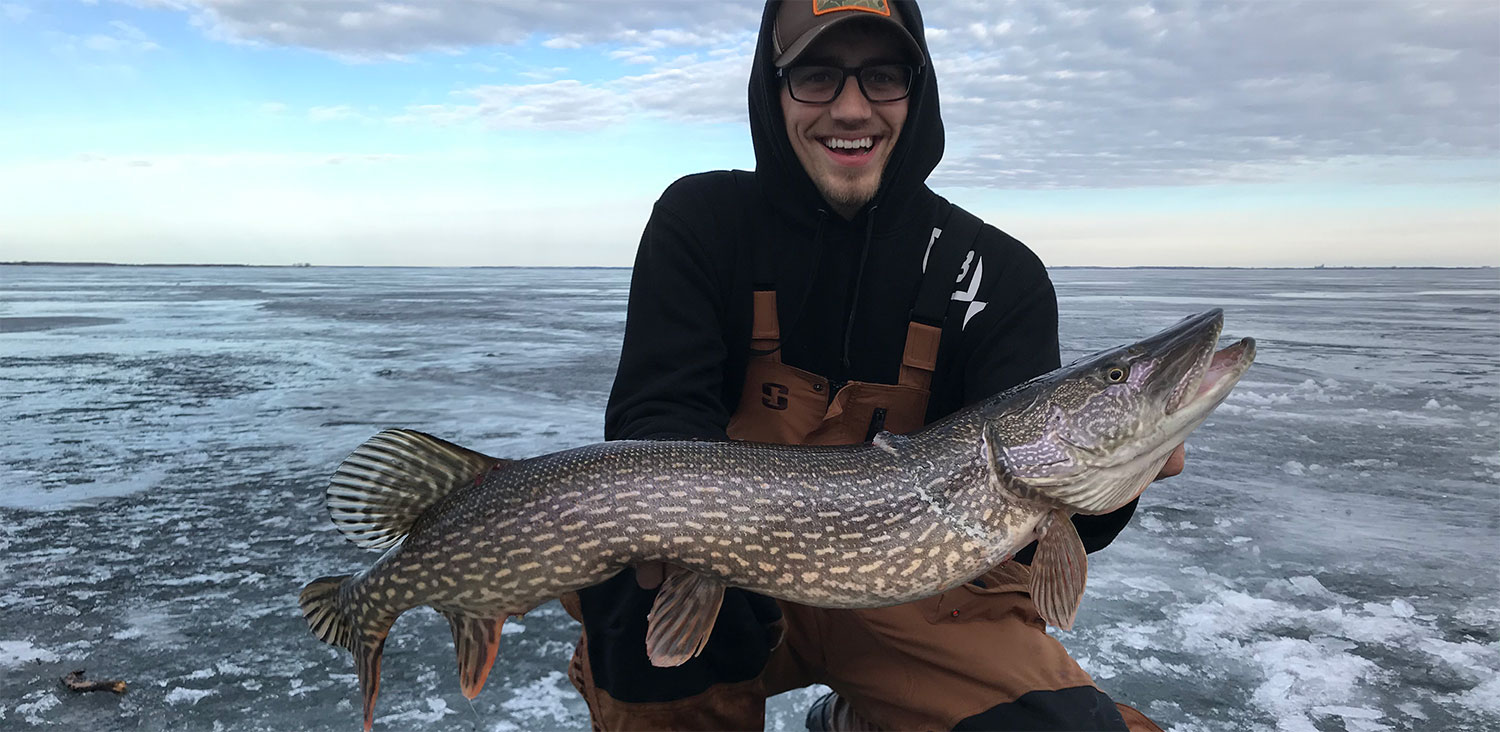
[{"left": 1, "top": 261, "right": 1492, "bottom": 271}]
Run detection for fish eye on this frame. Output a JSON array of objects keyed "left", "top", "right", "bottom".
[{"left": 1106, "top": 365, "right": 1128, "bottom": 383}]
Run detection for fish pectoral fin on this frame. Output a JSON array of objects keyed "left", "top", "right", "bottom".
[
  {"left": 1030, "top": 510, "right": 1088, "bottom": 631},
  {"left": 644, "top": 569, "right": 726, "bottom": 668},
  {"left": 442, "top": 612, "right": 505, "bottom": 699},
  {"left": 987, "top": 421, "right": 1164, "bottom": 516}
]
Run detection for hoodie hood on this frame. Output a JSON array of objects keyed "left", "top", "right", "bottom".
[{"left": 748, "top": 0, "right": 945, "bottom": 228}]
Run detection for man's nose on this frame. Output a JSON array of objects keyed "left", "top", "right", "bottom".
[{"left": 828, "top": 78, "right": 871, "bottom": 122}]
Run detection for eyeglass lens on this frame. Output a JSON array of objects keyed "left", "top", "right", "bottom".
[{"left": 786, "top": 65, "right": 912, "bottom": 103}]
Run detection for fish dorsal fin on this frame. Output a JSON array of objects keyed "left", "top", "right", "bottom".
[
  {"left": 442, "top": 611, "right": 506, "bottom": 699},
  {"left": 1030, "top": 509, "right": 1087, "bottom": 630},
  {"left": 644, "top": 569, "right": 726, "bottom": 667},
  {"left": 983, "top": 421, "right": 1164, "bottom": 515},
  {"left": 327, "top": 429, "right": 503, "bottom": 549}
]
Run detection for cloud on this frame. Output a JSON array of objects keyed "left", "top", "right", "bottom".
[
  {"left": 55, "top": 19, "right": 161, "bottom": 55},
  {"left": 105, "top": 0, "right": 1499, "bottom": 189},
  {"left": 128, "top": 0, "right": 761, "bottom": 57},
  {"left": 308, "top": 104, "right": 363, "bottom": 122},
  {"left": 396, "top": 80, "right": 629, "bottom": 130},
  {"left": 1, "top": 3, "right": 31, "bottom": 22},
  {"left": 924, "top": 0, "right": 1500, "bottom": 188},
  {"left": 398, "top": 45, "right": 752, "bottom": 130},
  {"left": 59, "top": 151, "right": 412, "bottom": 171}
]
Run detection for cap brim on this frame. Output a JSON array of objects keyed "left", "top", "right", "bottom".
[{"left": 773, "top": 14, "right": 925, "bottom": 69}]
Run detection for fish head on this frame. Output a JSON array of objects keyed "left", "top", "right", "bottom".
[{"left": 983, "top": 309, "right": 1256, "bottom": 514}]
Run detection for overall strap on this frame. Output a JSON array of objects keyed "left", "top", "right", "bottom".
[
  {"left": 899, "top": 202, "right": 984, "bottom": 389},
  {"left": 740, "top": 172, "right": 782, "bottom": 362}
]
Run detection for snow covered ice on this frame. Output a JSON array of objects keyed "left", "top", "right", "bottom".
[{"left": 2, "top": 265, "right": 1496, "bottom": 730}]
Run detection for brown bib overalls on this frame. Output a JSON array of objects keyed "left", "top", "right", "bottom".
[{"left": 566, "top": 207, "right": 1161, "bottom": 731}]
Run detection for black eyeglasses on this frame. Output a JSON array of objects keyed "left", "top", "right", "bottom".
[{"left": 778, "top": 64, "right": 915, "bottom": 104}]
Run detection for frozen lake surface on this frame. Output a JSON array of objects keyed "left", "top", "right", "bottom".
[{"left": 1, "top": 265, "right": 1496, "bottom": 731}]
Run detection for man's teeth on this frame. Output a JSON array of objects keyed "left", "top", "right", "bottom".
[{"left": 823, "top": 137, "right": 873, "bottom": 150}]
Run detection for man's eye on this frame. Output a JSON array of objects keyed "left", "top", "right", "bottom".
[{"left": 801, "top": 70, "right": 835, "bottom": 83}]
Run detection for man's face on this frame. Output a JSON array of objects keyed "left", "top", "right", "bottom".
[{"left": 780, "top": 23, "right": 911, "bottom": 218}]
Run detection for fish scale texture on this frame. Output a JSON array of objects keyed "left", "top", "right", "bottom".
[{"left": 361, "top": 421, "right": 1037, "bottom": 622}]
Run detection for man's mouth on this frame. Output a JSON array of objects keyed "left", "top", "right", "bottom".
[{"left": 820, "top": 136, "right": 877, "bottom": 162}]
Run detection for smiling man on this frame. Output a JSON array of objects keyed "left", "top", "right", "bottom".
[{"left": 565, "top": 2, "right": 1174, "bottom": 730}]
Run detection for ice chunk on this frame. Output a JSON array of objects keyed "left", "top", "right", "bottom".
[
  {"left": 0, "top": 640, "right": 59, "bottom": 668},
  {"left": 1281, "top": 461, "right": 1306, "bottom": 476},
  {"left": 15, "top": 691, "right": 59, "bottom": 725},
  {"left": 500, "top": 671, "right": 578, "bottom": 726},
  {"left": 376, "top": 698, "right": 453, "bottom": 725},
  {"left": 1288, "top": 576, "right": 1335, "bottom": 599},
  {"left": 165, "top": 688, "right": 217, "bottom": 706},
  {"left": 1456, "top": 676, "right": 1500, "bottom": 715},
  {"left": 1313, "top": 705, "right": 1382, "bottom": 719}
]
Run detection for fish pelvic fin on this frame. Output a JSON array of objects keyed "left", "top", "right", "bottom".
[
  {"left": 645, "top": 570, "right": 727, "bottom": 667},
  {"left": 299, "top": 574, "right": 395, "bottom": 731},
  {"left": 356, "top": 633, "right": 389, "bottom": 732},
  {"left": 327, "top": 429, "right": 504, "bottom": 550},
  {"left": 1029, "top": 510, "right": 1087, "bottom": 630},
  {"left": 441, "top": 611, "right": 506, "bottom": 699}
]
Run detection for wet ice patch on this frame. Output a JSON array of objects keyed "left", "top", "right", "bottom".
[
  {"left": 377, "top": 698, "right": 454, "bottom": 726},
  {"left": 0, "top": 465, "right": 167, "bottom": 512},
  {"left": 0, "top": 640, "right": 59, "bottom": 667},
  {"left": 1456, "top": 676, "right": 1500, "bottom": 716},
  {"left": 165, "top": 687, "right": 217, "bottom": 705},
  {"left": 495, "top": 671, "right": 576, "bottom": 728},
  {"left": 14, "top": 690, "right": 59, "bottom": 725},
  {"left": 1168, "top": 577, "right": 1500, "bottom": 731}
]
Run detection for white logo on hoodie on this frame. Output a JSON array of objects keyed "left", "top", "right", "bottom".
[{"left": 924, "top": 226, "right": 987, "bottom": 330}]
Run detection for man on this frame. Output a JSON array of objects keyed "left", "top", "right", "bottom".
[{"left": 565, "top": 2, "right": 1178, "bottom": 730}]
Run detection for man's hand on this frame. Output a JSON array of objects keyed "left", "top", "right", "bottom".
[
  {"left": 1155, "top": 443, "right": 1185, "bottom": 481},
  {"left": 635, "top": 561, "right": 684, "bottom": 590}
]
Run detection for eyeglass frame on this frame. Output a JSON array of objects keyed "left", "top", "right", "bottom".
[{"left": 776, "top": 64, "right": 917, "bottom": 104}]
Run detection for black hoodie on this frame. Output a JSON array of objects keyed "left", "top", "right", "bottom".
[
  {"left": 581, "top": 0, "right": 1137, "bottom": 706},
  {"left": 606, "top": 0, "right": 1136, "bottom": 555},
  {"left": 607, "top": 1, "right": 1068, "bottom": 438}
]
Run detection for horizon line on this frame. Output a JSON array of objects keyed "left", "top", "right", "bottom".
[{"left": 3, "top": 261, "right": 1495, "bottom": 271}]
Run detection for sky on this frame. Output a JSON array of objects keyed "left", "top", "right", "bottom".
[{"left": 0, "top": 0, "right": 1496, "bottom": 267}]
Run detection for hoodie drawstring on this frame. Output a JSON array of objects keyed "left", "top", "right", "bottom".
[
  {"left": 752, "top": 209, "right": 830, "bottom": 358},
  {"left": 841, "top": 205, "right": 878, "bottom": 373}
]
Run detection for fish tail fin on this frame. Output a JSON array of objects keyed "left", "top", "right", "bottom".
[
  {"left": 300, "top": 575, "right": 395, "bottom": 731},
  {"left": 300, "top": 575, "right": 359, "bottom": 651},
  {"left": 327, "top": 429, "right": 505, "bottom": 550}
]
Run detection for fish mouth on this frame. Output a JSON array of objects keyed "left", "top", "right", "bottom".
[{"left": 1150, "top": 309, "right": 1256, "bottom": 421}]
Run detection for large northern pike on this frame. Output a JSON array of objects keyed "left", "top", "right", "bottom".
[{"left": 301, "top": 309, "right": 1254, "bottom": 730}]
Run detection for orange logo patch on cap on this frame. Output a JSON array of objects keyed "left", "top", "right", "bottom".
[{"left": 813, "top": 0, "right": 892, "bottom": 16}]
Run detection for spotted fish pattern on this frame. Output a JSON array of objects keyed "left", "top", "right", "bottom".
[{"left": 300, "top": 309, "right": 1255, "bottom": 731}]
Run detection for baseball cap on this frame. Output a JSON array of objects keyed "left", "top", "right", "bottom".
[{"left": 772, "top": 0, "right": 925, "bottom": 69}]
